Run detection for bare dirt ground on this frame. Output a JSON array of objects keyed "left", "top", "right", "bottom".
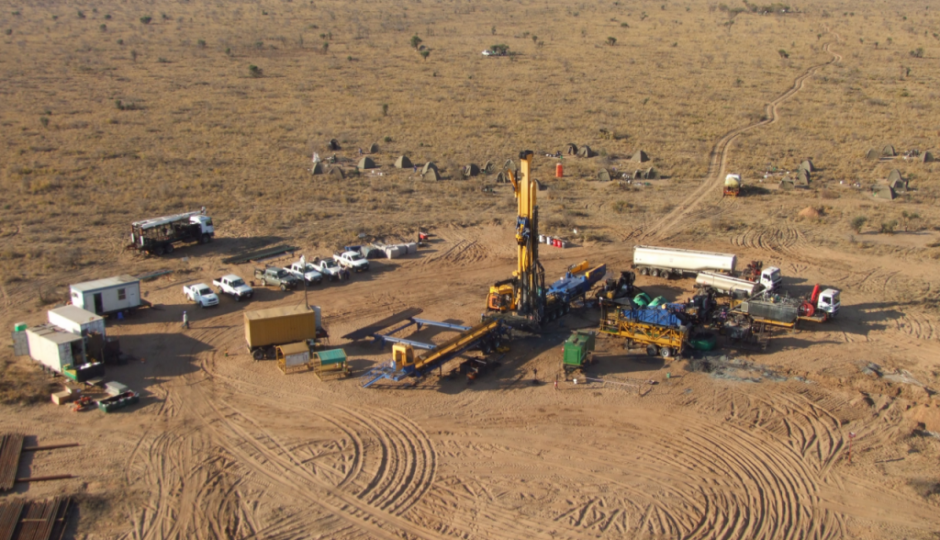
[{"left": 2, "top": 0, "right": 940, "bottom": 538}]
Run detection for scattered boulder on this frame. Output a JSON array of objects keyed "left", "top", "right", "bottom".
[
  {"left": 329, "top": 138, "right": 341, "bottom": 151},
  {"left": 798, "top": 206, "right": 821, "bottom": 219},
  {"left": 872, "top": 183, "right": 895, "bottom": 200},
  {"left": 796, "top": 168, "right": 811, "bottom": 186},
  {"left": 357, "top": 157, "right": 377, "bottom": 170},
  {"left": 463, "top": 163, "right": 480, "bottom": 177},
  {"left": 394, "top": 155, "right": 413, "bottom": 169}
]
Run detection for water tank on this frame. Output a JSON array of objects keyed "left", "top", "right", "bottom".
[{"left": 724, "top": 174, "right": 741, "bottom": 188}]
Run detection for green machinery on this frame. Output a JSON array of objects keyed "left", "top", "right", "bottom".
[{"left": 562, "top": 331, "right": 596, "bottom": 374}]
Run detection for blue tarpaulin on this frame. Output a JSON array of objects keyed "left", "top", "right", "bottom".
[{"left": 618, "top": 308, "right": 683, "bottom": 328}]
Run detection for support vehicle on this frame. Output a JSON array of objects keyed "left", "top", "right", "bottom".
[
  {"left": 312, "top": 258, "right": 343, "bottom": 281},
  {"left": 129, "top": 209, "right": 214, "bottom": 255},
  {"left": 695, "top": 272, "right": 764, "bottom": 300},
  {"left": 183, "top": 283, "right": 219, "bottom": 308},
  {"left": 288, "top": 261, "right": 324, "bottom": 285},
  {"left": 253, "top": 267, "right": 301, "bottom": 291},
  {"left": 212, "top": 275, "right": 254, "bottom": 301},
  {"left": 599, "top": 300, "right": 689, "bottom": 358},
  {"left": 633, "top": 245, "right": 736, "bottom": 278},
  {"left": 798, "top": 285, "right": 841, "bottom": 322},
  {"left": 595, "top": 270, "right": 639, "bottom": 301},
  {"left": 723, "top": 174, "right": 741, "bottom": 197},
  {"left": 334, "top": 251, "right": 370, "bottom": 272}
]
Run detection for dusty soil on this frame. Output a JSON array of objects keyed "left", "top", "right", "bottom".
[{"left": 1, "top": 0, "right": 940, "bottom": 538}]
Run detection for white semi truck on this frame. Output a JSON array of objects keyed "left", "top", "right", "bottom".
[
  {"left": 130, "top": 209, "right": 214, "bottom": 256},
  {"left": 633, "top": 245, "right": 736, "bottom": 278}
]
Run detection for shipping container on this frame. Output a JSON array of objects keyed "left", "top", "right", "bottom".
[
  {"left": 244, "top": 305, "right": 322, "bottom": 353},
  {"left": 70, "top": 275, "right": 142, "bottom": 316},
  {"left": 25, "top": 324, "right": 84, "bottom": 372}
]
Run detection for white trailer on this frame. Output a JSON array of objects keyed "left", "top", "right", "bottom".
[
  {"left": 70, "top": 275, "right": 143, "bottom": 316},
  {"left": 130, "top": 209, "right": 214, "bottom": 255},
  {"left": 26, "top": 325, "right": 85, "bottom": 373},
  {"left": 695, "top": 272, "right": 762, "bottom": 298},
  {"left": 633, "top": 245, "right": 736, "bottom": 278},
  {"left": 48, "top": 305, "right": 106, "bottom": 337}
]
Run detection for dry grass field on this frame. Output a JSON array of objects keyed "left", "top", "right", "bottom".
[{"left": 1, "top": 0, "right": 940, "bottom": 538}]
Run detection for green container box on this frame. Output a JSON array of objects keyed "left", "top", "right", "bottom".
[{"left": 563, "top": 332, "right": 596, "bottom": 368}]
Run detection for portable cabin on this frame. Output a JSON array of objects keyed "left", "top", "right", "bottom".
[
  {"left": 70, "top": 275, "right": 142, "bottom": 316},
  {"left": 48, "top": 305, "right": 106, "bottom": 338}
]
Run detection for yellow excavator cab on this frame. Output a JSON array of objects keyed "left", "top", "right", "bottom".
[
  {"left": 392, "top": 343, "right": 415, "bottom": 370},
  {"left": 487, "top": 284, "right": 515, "bottom": 312}
]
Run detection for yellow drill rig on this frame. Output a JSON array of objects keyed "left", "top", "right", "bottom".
[{"left": 485, "top": 150, "right": 548, "bottom": 324}]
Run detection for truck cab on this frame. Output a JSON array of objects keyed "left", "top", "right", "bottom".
[
  {"left": 760, "top": 267, "right": 782, "bottom": 292},
  {"left": 816, "top": 288, "right": 840, "bottom": 317}
]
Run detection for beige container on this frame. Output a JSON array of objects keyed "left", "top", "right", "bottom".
[
  {"left": 244, "top": 305, "right": 320, "bottom": 349},
  {"left": 51, "top": 390, "right": 75, "bottom": 405}
]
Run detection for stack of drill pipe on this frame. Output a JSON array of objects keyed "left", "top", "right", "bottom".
[{"left": 0, "top": 434, "right": 24, "bottom": 492}]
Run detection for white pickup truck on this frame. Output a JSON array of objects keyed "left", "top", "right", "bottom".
[
  {"left": 312, "top": 258, "right": 343, "bottom": 281},
  {"left": 288, "top": 262, "right": 324, "bottom": 285},
  {"left": 334, "top": 251, "right": 370, "bottom": 272},
  {"left": 212, "top": 274, "right": 254, "bottom": 301},
  {"left": 183, "top": 283, "right": 220, "bottom": 307}
]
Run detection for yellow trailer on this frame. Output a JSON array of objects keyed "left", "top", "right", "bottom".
[{"left": 599, "top": 302, "right": 688, "bottom": 358}]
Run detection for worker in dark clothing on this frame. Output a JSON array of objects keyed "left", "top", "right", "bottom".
[{"left": 343, "top": 268, "right": 351, "bottom": 281}]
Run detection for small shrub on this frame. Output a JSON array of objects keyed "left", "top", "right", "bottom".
[
  {"left": 420, "top": 50, "right": 430, "bottom": 61},
  {"left": 104, "top": 14, "right": 111, "bottom": 20},
  {"left": 39, "top": 117, "right": 49, "bottom": 128},
  {"left": 140, "top": 16, "right": 152, "bottom": 24},
  {"left": 322, "top": 41, "right": 329, "bottom": 54},
  {"left": 225, "top": 47, "right": 232, "bottom": 56},
  {"left": 410, "top": 34, "right": 422, "bottom": 49},
  {"left": 248, "top": 64, "right": 263, "bottom": 77},
  {"left": 381, "top": 103, "right": 388, "bottom": 116},
  {"left": 909, "top": 47, "right": 924, "bottom": 58},
  {"left": 77, "top": 10, "right": 85, "bottom": 18},
  {"left": 606, "top": 36, "right": 617, "bottom": 46},
  {"left": 197, "top": 39, "right": 206, "bottom": 48},
  {"left": 161, "top": 13, "right": 169, "bottom": 20},
  {"left": 850, "top": 216, "right": 867, "bottom": 233},
  {"left": 620, "top": 22, "right": 629, "bottom": 27},
  {"left": 880, "top": 220, "right": 898, "bottom": 234},
  {"left": 130, "top": 50, "right": 138, "bottom": 61},
  {"left": 3, "top": 29, "right": 10, "bottom": 36},
  {"left": 99, "top": 23, "right": 107, "bottom": 31},
  {"left": 383, "top": 136, "right": 392, "bottom": 143},
  {"left": 612, "top": 200, "right": 631, "bottom": 213},
  {"left": 157, "top": 57, "right": 169, "bottom": 63}
]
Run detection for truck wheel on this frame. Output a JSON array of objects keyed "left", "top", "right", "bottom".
[
  {"left": 165, "top": 244, "right": 174, "bottom": 254},
  {"left": 154, "top": 246, "right": 165, "bottom": 256},
  {"left": 660, "top": 347, "right": 673, "bottom": 359},
  {"left": 646, "top": 345, "right": 659, "bottom": 357},
  {"left": 200, "top": 234, "right": 209, "bottom": 244},
  {"left": 280, "top": 284, "right": 287, "bottom": 291},
  {"left": 649, "top": 269, "right": 659, "bottom": 278},
  {"left": 640, "top": 267, "right": 649, "bottom": 276},
  {"left": 234, "top": 294, "right": 241, "bottom": 302}
]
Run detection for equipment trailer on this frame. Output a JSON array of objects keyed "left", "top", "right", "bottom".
[{"left": 360, "top": 318, "right": 508, "bottom": 387}]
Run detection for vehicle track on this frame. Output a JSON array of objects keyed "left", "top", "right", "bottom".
[{"left": 638, "top": 36, "right": 842, "bottom": 242}]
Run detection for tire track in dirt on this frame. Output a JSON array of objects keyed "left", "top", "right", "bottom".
[{"left": 637, "top": 36, "right": 842, "bottom": 242}]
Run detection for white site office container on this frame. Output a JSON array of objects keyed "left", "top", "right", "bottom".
[
  {"left": 70, "top": 275, "right": 141, "bottom": 315},
  {"left": 25, "top": 325, "right": 84, "bottom": 373},
  {"left": 48, "top": 305, "right": 106, "bottom": 338}
]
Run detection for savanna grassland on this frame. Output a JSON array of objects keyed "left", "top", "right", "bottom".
[{"left": 2, "top": 0, "right": 940, "bottom": 538}]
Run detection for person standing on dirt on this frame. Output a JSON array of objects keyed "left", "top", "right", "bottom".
[
  {"left": 182, "top": 311, "right": 189, "bottom": 330},
  {"left": 343, "top": 268, "right": 351, "bottom": 281}
]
